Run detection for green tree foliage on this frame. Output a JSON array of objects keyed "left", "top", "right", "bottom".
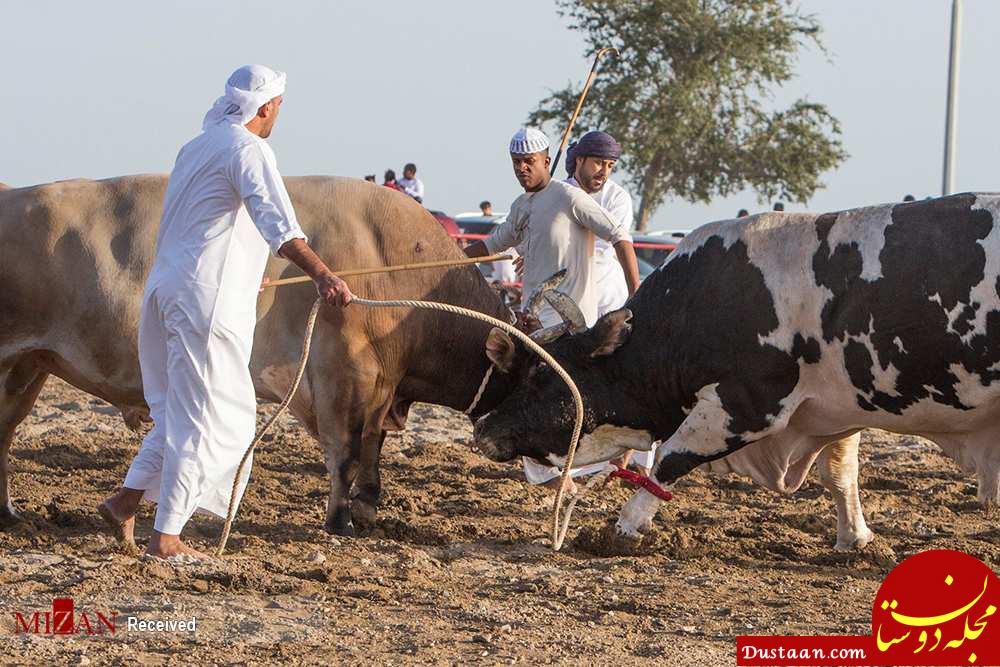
[{"left": 530, "top": 0, "right": 848, "bottom": 230}]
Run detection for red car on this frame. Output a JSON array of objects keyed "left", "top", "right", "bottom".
[{"left": 427, "top": 209, "right": 462, "bottom": 241}]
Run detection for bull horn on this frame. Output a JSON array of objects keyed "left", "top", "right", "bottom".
[
  {"left": 530, "top": 321, "right": 571, "bottom": 344},
  {"left": 543, "top": 290, "right": 587, "bottom": 333},
  {"left": 525, "top": 269, "right": 568, "bottom": 317}
]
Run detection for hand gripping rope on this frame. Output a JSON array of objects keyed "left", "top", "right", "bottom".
[{"left": 215, "top": 256, "right": 670, "bottom": 556}]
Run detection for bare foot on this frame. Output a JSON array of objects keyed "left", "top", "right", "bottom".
[
  {"left": 611, "top": 450, "right": 634, "bottom": 471},
  {"left": 97, "top": 489, "right": 142, "bottom": 554},
  {"left": 542, "top": 476, "right": 578, "bottom": 495},
  {"left": 146, "top": 531, "right": 211, "bottom": 561}
]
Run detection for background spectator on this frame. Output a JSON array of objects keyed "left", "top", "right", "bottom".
[
  {"left": 383, "top": 169, "right": 402, "bottom": 191},
  {"left": 773, "top": 201, "right": 785, "bottom": 211},
  {"left": 737, "top": 208, "right": 749, "bottom": 217},
  {"left": 364, "top": 174, "right": 376, "bottom": 183},
  {"left": 480, "top": 200, "right": 493, "bottom": 216},
  {"left": 903, "top": 194, "right": 915, "bottom": 202},
  {"left": 398, "top": 163, "right": 424, "bottom": 203}
]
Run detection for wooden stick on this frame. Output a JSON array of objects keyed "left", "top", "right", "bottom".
[
  {"left": 550, "top": 46, "right": 619, "bottom": 177},
  {"left": 262, "top": 254, "right": 513, "bottom": 289}
]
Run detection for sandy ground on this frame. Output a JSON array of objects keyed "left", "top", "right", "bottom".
[{"left": 0, "top": 378, "right": 997, "bottom": 665}]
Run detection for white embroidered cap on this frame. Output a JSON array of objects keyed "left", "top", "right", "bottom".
[{"left": 508, "top": 127, "right": 550, "bottom": 155}]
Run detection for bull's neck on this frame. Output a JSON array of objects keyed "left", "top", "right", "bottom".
[
  {"left": 396, "top": 291, "right": 513, "bottom": 416},
  {"left": 398, "top": 331, "right": 501, "bottom": 414},
  {"left": 595, "top": 321, "right": 686, "bottom": 442}
]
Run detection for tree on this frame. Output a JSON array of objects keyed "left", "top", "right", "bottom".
[{"left": 530, "top": 0, "right": 848, "bottom": 231}]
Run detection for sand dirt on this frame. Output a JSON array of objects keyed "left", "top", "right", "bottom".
[{"left": 0, "top": 378, "right": 997, "bottom": 665}]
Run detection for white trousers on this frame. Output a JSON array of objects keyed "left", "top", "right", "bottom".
[
  {"left": 522, "top": 449, "right": 658, "bottom": 484},
  {"left": 123, "top": 283, "right": 256, "bottom": 535}
]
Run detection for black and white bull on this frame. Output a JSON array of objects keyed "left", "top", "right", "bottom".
[{"left": 472, "top": 194, "right": 1000, "bottom": 548}]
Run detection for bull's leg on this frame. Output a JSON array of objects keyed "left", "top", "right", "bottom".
[
  {"left": 351, "top": 430, "right": 387, "bottom": 532},
  {"left": 617, "top": 385, "right": 792, "bottom": 538},
  {"left": 817, "top": 433, "right": 874, "bottom": 550},
  {"left": 0, "top": 358, "right": 49, "bottom": 529},
  {"left": 308, "top": 332, "right": 387, "bottom": 537},
  {"left": 320, "top": 423, "right": 363, "bottom": 537},
  {"left": 977, "top": 451, "right": 1000, "bottom": 508},
  {"left": 964, "top": 432, "right": 1000, "bottom": 508},
  {"left": 924, "top": 433, "right": 1000, "bottom": 508}
]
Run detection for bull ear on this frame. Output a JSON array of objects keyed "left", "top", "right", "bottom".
[
  {"left": 581, "top": 309, "right": 633, "bottom": 357},
  {"left": 485, "top": 328, "right": 516, "bottom": 373}
]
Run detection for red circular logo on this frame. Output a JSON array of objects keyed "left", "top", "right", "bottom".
[{"left": 872, "top": 549, "right": 999, "bottom": 665}]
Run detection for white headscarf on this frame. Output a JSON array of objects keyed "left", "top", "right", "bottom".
[{"left": 202, "top": 64, "right": 287, "bottom": 130}]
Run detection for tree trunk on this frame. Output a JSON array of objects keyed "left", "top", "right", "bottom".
[
  {"left": 635, "top": 198, "right": 652, "bottom": 233},
  {"left": 634, "top": 153, "right": 665, "bottom": 232}
]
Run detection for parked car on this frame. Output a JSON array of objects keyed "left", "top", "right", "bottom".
[
  {"left": 427, "top": 210, "right": 462, "bottom": 241},
  {"left": 636, "top": 257, "right": 657, "bottom": 281},
  {"left": 453, "top": 213, "right": 505, "bottom": 241},
  {"left": 632, "top": 233, "right": 678, "bottom": 268}
]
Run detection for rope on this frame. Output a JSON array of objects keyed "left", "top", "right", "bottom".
[
  {"left": 216, "top": 299, "right": 321, "bottom": 556},
  {"left": 463, "top": 365, "right": 494, "bottom": 415},
  {"left": 549, "top": 465, "right": 673, "bottom": 551},
  {"left": 215, "top": 295, "right": 586, "bottom": 556}
]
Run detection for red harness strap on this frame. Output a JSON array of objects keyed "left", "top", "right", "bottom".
[{"left": 609, "top": 467, "right": 674, "bottom": 501}]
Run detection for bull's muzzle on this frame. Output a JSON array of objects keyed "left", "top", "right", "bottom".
[{"left": 471, "top": 418, "right": 517, "bottom": 462}]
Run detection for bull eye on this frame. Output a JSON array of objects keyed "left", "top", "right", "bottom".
[{"left": 527, "top": 360, "right": 548, "bottom": 380}]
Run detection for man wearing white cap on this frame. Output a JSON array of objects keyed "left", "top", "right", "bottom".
[
  {"left": 466, "top": 128, "right": 639, "bottom": 329},
  {"left": 464, "top": 128, "right": 641, "bottom": 492},
  {"left": 98, "top": 65, "right": 353, "bottom": 560}
]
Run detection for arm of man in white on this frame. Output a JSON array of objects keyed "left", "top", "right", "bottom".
[
  {"left": 465, "top": 214, "right": 521, "bottom": 259},
  {"left": 613, "top": 240, "right": 641, "bottom": 296},
  {"left": 570, "top": 190, "right": 641, "bottom": 296},
  {"left": 231, "top": 143, "right": 352, "bottom": 306},
  {"left": 230, "top": 143, "right": 305, "bottom": 255}
]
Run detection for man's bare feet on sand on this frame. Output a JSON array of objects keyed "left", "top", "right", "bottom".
[
  {"left": 542, "top": 476, "right": 578, "bottom": 495},
  {"left": 146, "top": 532, "right": 211, "bottom": 561}
]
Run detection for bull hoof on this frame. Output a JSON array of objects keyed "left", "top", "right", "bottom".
[
  {"left": 351, "top": 501, "right": 378, "bottom": 533},
  {"left": 834, "top": 528, "right": 875, "bottom": 552},
  {"left": 0, "top": 503, "right": 21, "bottom": 530},
  {"left": 614, "top": 522, "right": 646, "bottom": 541},
  {"left": 327, "top": 522, "right": 355, "bottom": 538},
  {"left": 325, "top": 507, "right": 355, "bottom": 537},
  {"left": 576, "top": 522, "right": 648, "bottom": 557}
]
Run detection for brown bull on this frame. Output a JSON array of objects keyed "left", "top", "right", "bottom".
[{"left": 0, "top": 175, "right": 516, "bottom": 536}]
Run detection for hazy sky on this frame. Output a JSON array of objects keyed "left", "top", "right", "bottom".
[{"left": 3, "top": 1, "right": 997, "bottom": 230}]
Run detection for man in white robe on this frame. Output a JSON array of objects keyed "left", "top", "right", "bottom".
[
  {"left": 99, "top": 65, "right": 352, "bottom": 560},
  {"left": 564, "top": 132, "right": 632, "bottom": 316},
  {"left": 562, "top": 131, "right": 657, "bottom": 475}
]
